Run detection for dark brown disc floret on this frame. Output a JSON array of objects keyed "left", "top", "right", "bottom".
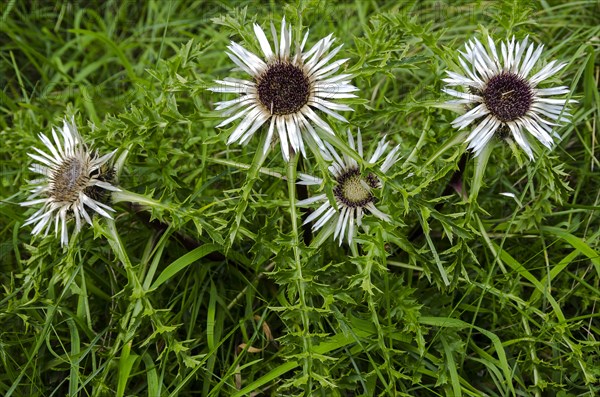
[
  {"left": 257, "top": 62, "right": 311, "bottom": 115},
  {"left": 333, "top": 167, "right": 378, "bottom": 208},
  {"left": 482, "top": 72, "right": 533, "bottom": 122}
]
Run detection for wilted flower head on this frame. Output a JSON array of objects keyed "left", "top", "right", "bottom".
[
  {"left": 210, "top": 17, "right": 359, "bottom": 161},
  {"left": 298, "top": 129, "right": 400, "bottom": 245},
  {"left": 21, "top": 119, "right": 119, "bottom": 246},
  {"left": 443, "top": 35, "right": 575, "bottom": 159}
]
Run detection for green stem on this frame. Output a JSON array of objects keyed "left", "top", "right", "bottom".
[
  {"left": 228, "top": 129, "right": 272, "bottom": 246},
  {"left": 466, "top": 142, "right": 493, "bottom": 221},
  {"left": 112, "top": 189, "right": 170, "bottom": 210},
  {"left": 95, "top": 218, "right": 147, "bottom": 397},
  {"left": 207, "top": 157, "right": 284, "bottom": 179},
  {"left": 468, "top": 142, "right": 493, "bottom": 204},
  {"left": 423, "top": 130, "right": 469, "bottom": 169},
  {"left": 286, "top": 151, "right": 314, "bottom": 392}
]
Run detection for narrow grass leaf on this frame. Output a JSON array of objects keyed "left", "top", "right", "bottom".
[
  {"left": 150, "top": 244, "right": 221, "bottom": 291},
  {"left": 541, "top": 226, "right": 600, "bottom": 277}
]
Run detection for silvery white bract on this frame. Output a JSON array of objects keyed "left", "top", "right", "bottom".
[
  {"left": 210, "top": 17, "right": 359, "bottom": 161},
  {"left": 443, "top": 36, "right": 574, "bottom": 159},
  {"left": 298, "top": 129, "right": 400, "bottom": 245},
  {"left": 21, "top": 119, "right": 119, "bottom": 246}
]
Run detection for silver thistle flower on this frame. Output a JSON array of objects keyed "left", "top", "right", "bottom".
[
  {"left": 443, "top": 36, "right": 575, "bottom": 159},
  {"left": 21, "top": 119, "right": 119, "bottom": 246},
  {"left": 210, "top": 17, "right": 359, "bottom": 161},
  {"left": 298, "top": 129, "right": 400, "bottom": 245}
]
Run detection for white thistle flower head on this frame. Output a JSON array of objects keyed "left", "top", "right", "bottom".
[
  {"left": 21, "top": 118, "right": 120, "bottom": 247},
  {"left": 209, "top": 17, "right": 359, "bottom": 162},
  {"left": 297, "top": 129, "right": 400, "bottom": 245},
  {"left": 443, "top": 35, "right": 575, "bottom": 160}
]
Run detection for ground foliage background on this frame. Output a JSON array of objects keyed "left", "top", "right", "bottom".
[{"left": 1, "top": 0, "right": 599, "bottom": 396}]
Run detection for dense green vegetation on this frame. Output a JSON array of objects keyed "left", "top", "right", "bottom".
[{"left": 1, "top": 1, "right": 599, "bottom": 395}]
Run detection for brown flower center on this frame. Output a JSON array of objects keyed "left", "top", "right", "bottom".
[
  {"left": 482, "top": 72, "right": 533, "bottom": 122},
  {"left": 257, "top": 62, "right": 310, "bottom": 115},
  {"left": 50, "top": 156, "right": 90, "bottom": 203},
  {"left": 333, "top": 168, "right": 379, "bottom": 208}
]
